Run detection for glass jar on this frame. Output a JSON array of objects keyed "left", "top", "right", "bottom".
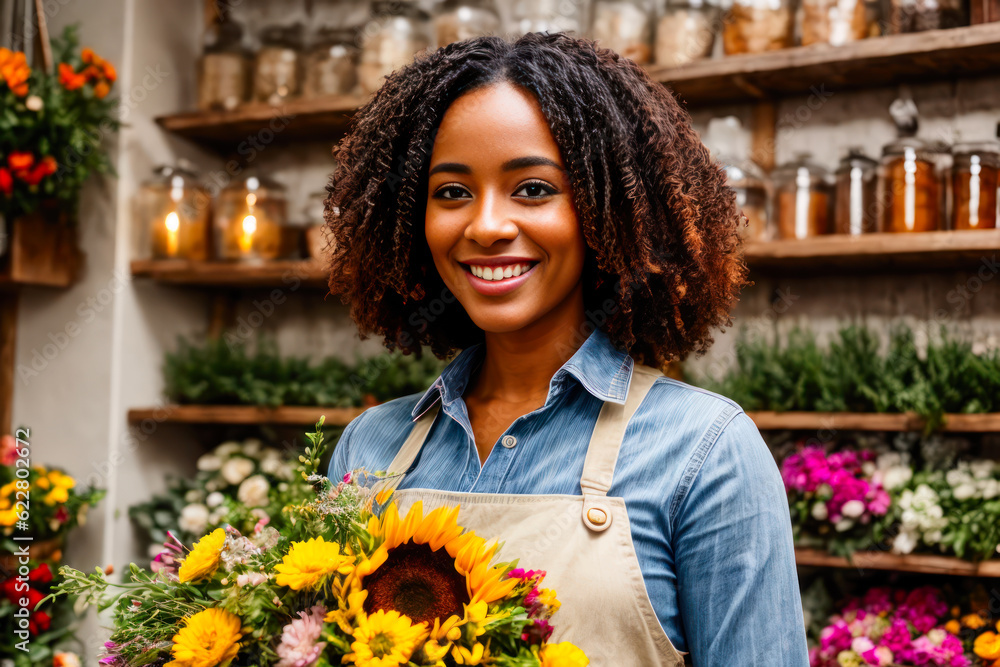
[
  {"left": 591, "top": 0, "right": 654, "bottom": 64},
  {"left": 878, "top": 136, "right": 942, "bottom": 233},
  {"left": 833, "top": 149, "right": 878, "bottom": 235},
  {"left": 726, "top": 161, "right": 771, "bottom": 241},
  {"left": 253, "top": 24, "right": 303, "bottom": 105},
  {"left": 655, "top": 0, "right": 720, "bottom": 66},
  {"left": 359, "top": 0, "right": 432, "bottom": 94},
  {"left": 197, "top": 16, "right": 250, "bottom": 111},
  {"left": 214, "top": 175, "right": 288, "bottom": 262},
  {"left": 511, "top": 0, "right": 585, "bottom": 35},
  {"left": 773, "top": 154, "right": 832, "bottom": 239},
  {"left": 722, "top": 0, "right": 795, "bottom": 55},
  {"left": 951, "top": 142, "right": 999, "bottom": 230},
  {"left": 138, "top": 165, "right": 211, "bottom": 261},
  {"left": 800, "top": 0, "right": 875, "bottom": 45},
  {"left": 434, "top": 0, "right": 501, "bottom": 48},
  {"left": 303, "top": 27, "right": 360, "bottom": 99},
  {"left": 885, "top": 0, "right": 964, "bottom": 32}
]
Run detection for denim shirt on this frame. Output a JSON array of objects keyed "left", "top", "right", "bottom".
[{"left": 329, "top": 327, "right": 809, "bottom": 666}]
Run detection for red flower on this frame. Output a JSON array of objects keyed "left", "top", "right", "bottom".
[
  {"left": 54, "top": 505, "right": 69, "bottom": 523},
  {"left": 19, "top": 162, "right": 50, "bottom": 186},
  {"left": 58, "top": 62, "right": 86, "bottom": 91},
  {"left": 39, "top": 155, "right": 57, "bottom": 176},
  {"left": 29, "top": 610, "right": 50, "bottom": 634},
  {"left": 7, "top": 151, "right": 33, "bottom": 171},
  {"left": 28, "top": 563, "right": 52, "bottom": 583},
  {"left": 0, "top": 167, "right": 12, "bottom": 196}
]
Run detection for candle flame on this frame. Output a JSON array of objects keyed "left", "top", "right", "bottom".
[
  {"left": 238, "top": 214, "right": 257, "bottom": 254},
  {"left": 242, "top": 214, "right": 257, "bottom": 234},
  {"left": 165, "top": 211, "right": 180, "bottom": 232}
]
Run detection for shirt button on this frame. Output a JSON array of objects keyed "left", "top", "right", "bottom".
[{"left": 501, "top": 435, "right": 517, "bottom": 449}]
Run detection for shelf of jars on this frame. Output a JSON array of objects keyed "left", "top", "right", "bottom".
[
  {"left": 795, "top": 547, "right": 1000, "bottom": 577},
  {"left": 126, "top": 404, "right": 364, "bottom": 426},
  {"left": 749, "top": 411, "right": 1000, "bottom": 432}
]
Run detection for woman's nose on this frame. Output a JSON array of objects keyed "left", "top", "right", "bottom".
[{"left": 463, "top": 192, "right": 518, "bottom": 246}]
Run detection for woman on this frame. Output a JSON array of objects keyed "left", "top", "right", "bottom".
[{"left": 324, "top": 32, "right": 808, "bottom": 666}]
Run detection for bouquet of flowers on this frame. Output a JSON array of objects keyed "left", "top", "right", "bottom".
[
  {"left": 46, "top": 419, "right": 589, "bottom": 667},
  {"left": 782, "top": 444, "right": 896, "bottom": 556},
  {"left": 809, "top": 586, "right": 969, "bottom": 667},
  {"left": 0, "top": 25, "right": 119, "bottom": 221},
  {"left": 942, "top": 605, "right": 1000, "bottom": 666},
  {"left": 129, "top": 437, "right": 312, "bottom": 556},
  {"left": 0, "top": 433, "right": 105, "bottom": 554}
]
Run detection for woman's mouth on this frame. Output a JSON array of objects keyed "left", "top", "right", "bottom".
[{"left": 460, "top": 260, "right": 539, "bottom": 296}]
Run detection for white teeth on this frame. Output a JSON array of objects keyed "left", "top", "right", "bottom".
[{"left": 467, "top": 262, "right": 533, "bottom": 281}]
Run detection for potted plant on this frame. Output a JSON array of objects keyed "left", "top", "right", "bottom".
[{"left": 0, "top": 25, "right": 119, "bottom": 287}]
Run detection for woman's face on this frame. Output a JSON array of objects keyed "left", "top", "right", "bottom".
[{"left": 424, "top": 81, "right": 586, "bottom": 335}]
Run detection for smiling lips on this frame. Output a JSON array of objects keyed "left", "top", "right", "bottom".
[{"left": 460, "top": 258, "right": 539, "bottom": 296}]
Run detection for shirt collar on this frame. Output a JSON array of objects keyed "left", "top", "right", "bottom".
[{"left": 409, "top": 326, "right": 634, "bottom": 421}]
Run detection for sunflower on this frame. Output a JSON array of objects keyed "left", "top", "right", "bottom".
[
  {"left": 360, "top": 502, "right": 517, "bottom": 627},
  {"left": 539, "top": 641, "right": 589, "bottom": 667},
  {"left": 274, "top": 536, "right": 354, "bottom": 591},
  {"left": 348, "top": 609, "right": 429, "bottom": 667},
  {"left": 164, "top": 607, "right": 244, "bottom": 667},
  {"left": 178, "top": 529, "right": 226, "bottom": 583}
]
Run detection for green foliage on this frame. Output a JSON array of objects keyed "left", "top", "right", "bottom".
[
  {"left": 162, "top": 335, "right": 449, "bottom": 408},
  {"left": 698, "top": 324, "right": 1000, "bottom": 431}
]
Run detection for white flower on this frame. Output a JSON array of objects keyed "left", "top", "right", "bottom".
[
  {"left": 972, "top": 459, "right": 995, "bottom": 480},
  {"left": 953, "top": 483, "right": 978, "bottom": 501},
  {"left": 876, "top": 452, "right": 904, "bottom": 469},
  {"left": 242, "top": 438, "right": 263, "bottom": 456},
  {"left": 25, "top": 95, "right": 43, "bottom": 111},
  {"left": 260, "top": 451, "right": 284, "bottom": 475},
  {"left": 982, "top": 479, "right": 1000, "bottom": 500},
  {"left": 880, "top": 466, "right": 913, "bottom": 491},
  {"left": 197, "top": 453, "right": 222, "bottom": 471},
  {"left": 178, "top": 503, "right": 209, "bottom": 535},
  {"left": 841, "top": 500, "right": 866, "bottom": 519},
  {"left": 236, "top": 572, "right": 269, "bottom": 586},
  {"left": 215, "top": 441, "right": 243, "bottom": 457},
  {"left": 184, "top": 489, "right": 203, "bottom": 503},
  {"left": 892, "top": 529, "right": 918, "bottom": 555},
  {"left": 834, "top": 518, "right": 854, "bottom": 532},
  {"left": 238, "top": 475, "right": 271, "bottom": 508},
  {"left": 811, "top": 502, "right": 829, "bottom": 521},
  {"left": 206, "top": 491, "right": 225, "bottom": 508},
  {"left": 208, "top": 508, "right": 227, "bottom": 525},
  {"left": 862, "top": 461, "right": 876, "bottom": 477},
  {"left": 221, "top": 457, "right": 255, "bottom": 485},
  {"left": 946, "top": 469, "right": 971, "bottom": 487}
]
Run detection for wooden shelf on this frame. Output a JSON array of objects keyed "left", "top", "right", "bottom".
[
  {"left": 154, "top": 94, "right": 367, "bottom": 149},
  {"left": 130, "top": 259, "right": 329, "bottom": 289},
  {"left": 650, "top": 23, "right": 1000, "bottom": 106},
  {"left": 127, "top": 405, "right": 365, "bottom": 425},
  {"left": 745, "top": 230, "right": 1000, "bottom": 274},
  {"left": 748, "top": 411, "right": 1000, "bottom": 432},
  {"left": 796, "top": 547, "right": 1000, "bottom": 577},
  {"left": 155, "top": 25, "right": 1000, "bottom": 147}
]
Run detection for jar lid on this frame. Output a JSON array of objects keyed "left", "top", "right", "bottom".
[
  {"left": 312, "top": 26, "right": 359, "bottom": 46},
  {"left": 953, "top": 140, "right": 1000, "bottom": 157},
  {"left": 773, "top": 152, "right": 830, "bottom": 178},
  {"left": 836, "top": 147, "right": 877, "bottom": 171},
  {"left": 373, "top": 0, "right": 431, "bottom": 20},
  {"left": 440, "top": 0, "right": 500, "bottom": 12},
  {"left": 145, "top": 162, "right": 201, "bottom": 186},
  {"left": 223, "top": 172, "right": 287, "bottom": 194},
  {"left": 260, "top": 23, "right": 305, "bottom": 49},
  {"left": 204, "top": 19, "right": 246, "bottom": 54},
  {"left": 881, "top": 134, "right": 931, "bottom": 157},
  {"left": 723, "top": 160, "right": 767, "bottom": 187}
]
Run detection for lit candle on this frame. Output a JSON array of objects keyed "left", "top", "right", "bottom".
[
  {"left": 239, "top": 213, "right": 257, "bottom": 254},
  {"left": 164, "top": 211, "right": 180, "bottom": 257}
]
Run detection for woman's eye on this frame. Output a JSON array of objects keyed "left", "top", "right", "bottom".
[
  {"left": 514, "top": 181, "right": 556, "bottom": 199},
  {"left": 434, "top": 186, "right": 471, "bottom": 200}
]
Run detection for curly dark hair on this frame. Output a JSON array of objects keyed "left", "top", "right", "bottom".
[{"left": 324, "top": 32, "right": 748, "bottom": 368}]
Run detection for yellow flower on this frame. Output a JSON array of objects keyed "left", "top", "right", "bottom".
[
  {"left": 274, "top": 536, "right": 353, "bottom": 591},
  {"left": 325, "top": 583, "right": 368, "bottom": 634},
  {"left": 540, "top": 642, "right": 589, "bottom": 667},
  {"left": 975, "top": 631, "right": 1000, "bottom": 661},
  {"left": 0, "top": 508, "right": 18, "bottom": 526},
  {"left": 963, "top": 613, "right": 987, "bottom": 629},
  {"left": 451, "top": 641, "right": 488, "bottom": 665},
  {"left": 348, "top": 609, "right": 428, "bottom": 667},
  {"left": 945, "top": 619, "right": 961, "bottom": 634},
  {"left": 536, "top": 588, "right": 561, "bottom": 613},
  {"left": 420, "top": 639, "right": 451, "bottom": 662},
  {"left": 178, "top": 529, "right": 226, "bottom": 583},
  {"left": 164, "top": 607, "right": 243, "bottom": 667}
]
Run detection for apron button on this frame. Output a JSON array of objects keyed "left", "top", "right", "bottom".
[
  {"left": 501, "top": 435, "right": 517, "bottom": 448},
  {"left": 587, "top": 507, "right": 607, "bottom": 526}
]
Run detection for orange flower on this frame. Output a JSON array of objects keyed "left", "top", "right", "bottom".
[
  {"left": 81, "top": 48, "right": 95, "bottom": 64},
  {"left": 0, "top": 168, "right": 12, "bottom": 196},
  {"left": 1, "top": 48, "right": 30, "bottom": 96},
  {"left": 19, "top": 162, "right": 51, "bottom": 186},
  {"left": 93, "top": 81, "right": 110, "bottom": 99},
  {"left": 40, "top": 156, "right": 57, "bottom": 175},
  {"left": 7, "top": 152, "right": 34, "bottom": 171},
  {"left": 58, "top": 62, "right": 86, "bottom": 91}
]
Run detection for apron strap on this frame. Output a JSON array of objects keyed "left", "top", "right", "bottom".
[
  {"left": 387, "top": 401, "right": 441, "bottom": 475},
  {"left": 580, "top": 362, "right": 663, "bottom": 532}
]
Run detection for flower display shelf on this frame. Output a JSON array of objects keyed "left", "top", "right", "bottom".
[
  {"left": 126, "top": 405, "right": 365, "bottom": 426},
  {"left": 747, "top": 411, "right": 1000, "bottom": 432},
  {"left": 745, "top": 230, "right": 1000, "bottom": 274},
  {"left": 129, "top": 259, "right": 329, "bottom": 290},
  {"left": 154, "top": 25, "right": 1000, "bottom": 151},
  {"left": 0, "top": 212, "right": 84, "bottom": 289},
  {"left": 795, "top": 547, "right": 1000, "bottom": 578}
]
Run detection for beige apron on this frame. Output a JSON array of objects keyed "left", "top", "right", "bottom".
[{"left": 387, "top": 362, "right": 687, "bottom": 666}]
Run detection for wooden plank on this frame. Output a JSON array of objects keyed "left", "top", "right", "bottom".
[
  {"left": 796, "top": 547, "right": 1000, "bottom": 577},
  {"left": 0, "top": 292, "right": 18, "bottom": 437},
  {"left": 745, "top": 229, "right": 1000, "bottom": 273},
  {"left": 650, "top": 23, "right": 1000, "bottom": 106},
  {"left": 127, "top": 405, "right": 366, "bottom": 426},
  {"left": 130, "top": 259, "right": 329, "bottom": 289},
  {"left": 748, "top": 411, "right": 1000, "bottom": 432}
]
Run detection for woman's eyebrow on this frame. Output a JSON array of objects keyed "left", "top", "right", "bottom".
[{"left": 427, "top": 156, "right": 564, "bottom": 177}]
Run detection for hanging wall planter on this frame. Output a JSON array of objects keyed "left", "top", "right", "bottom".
[{"left": 0, "top": 200, "right": 83, "bottom": 287}]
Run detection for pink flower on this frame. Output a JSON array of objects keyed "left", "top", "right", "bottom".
[
  {"left": 0, "top": 434, "right": 19, "bottom": 465},
  {"left": 507, "top": 568, "right": 545, "bottom": 581},
  {"left": 275, "top": 605, "right": 327, "bottom": 667}
]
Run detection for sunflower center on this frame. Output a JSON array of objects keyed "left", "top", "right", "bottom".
[
  {"left": 363, "top": 541, "right": 470, "bottom": 626},
  {"left": 369, "top": 631, "right": 395, "bottom": 658}
]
